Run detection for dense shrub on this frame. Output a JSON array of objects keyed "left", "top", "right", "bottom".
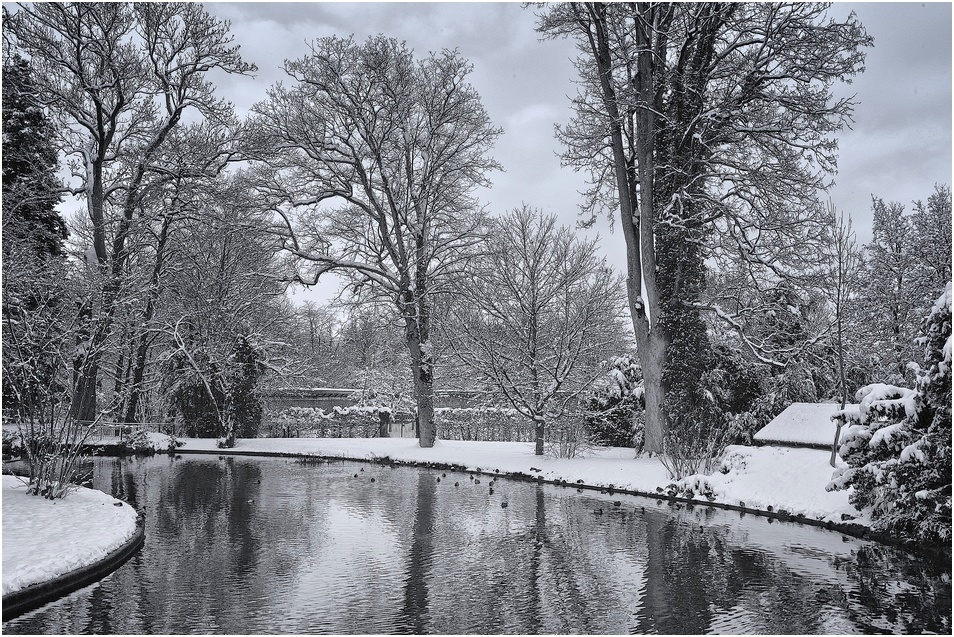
[
  {"left": 583, "top": 355, "right": 644, "bottom": 449},
  {"left": 164, "top": 335, "right": 266, "bottom": 443}
]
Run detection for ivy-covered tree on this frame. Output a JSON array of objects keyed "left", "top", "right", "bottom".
[
  {"left": 536, "top": 3, "right": 870, "bottom": 458},
  {"left": 828, "top": 283, "right": 952, "bottom": 545}
]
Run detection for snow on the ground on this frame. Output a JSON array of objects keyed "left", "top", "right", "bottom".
[
  {"left": 676, "top": 445, "right": 867, "bottom": 525},
  {"left": 753, "top": 402, "right": 847, "bottom": 447},
  {"left": 178, "top": 436, "right": 864, "bottom": 526},
  {"left": 181, "top": 437, "right": 673, "bottom": 491},
  {"left": 2, "top": 475, "right": 138, "bottom": 596}
]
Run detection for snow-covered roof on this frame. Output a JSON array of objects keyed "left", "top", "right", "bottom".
[{"left": 753, "top": 402, "right": 853, "bottom": 449}]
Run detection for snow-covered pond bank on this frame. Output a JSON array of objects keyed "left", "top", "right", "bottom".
[
  {"left": 1, "top": 476, "right": 138, "bottom": 596},
  {"left": 4, "top": 454, "right": 950, "bottom": 634},
  {"left": 174, "top": 437, "right": 865, "bottom": 526}
]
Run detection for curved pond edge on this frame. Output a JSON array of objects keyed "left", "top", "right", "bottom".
[
  {"left": 173, "top": 447, "right": 950, "bottom": 560},
  {"left": 2, "top": 511, "right": 145, "bottom": 622}
]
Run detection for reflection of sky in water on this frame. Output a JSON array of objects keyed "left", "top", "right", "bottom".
[{"left": 3, "top": 455, "right": 949, "bottom": 635}]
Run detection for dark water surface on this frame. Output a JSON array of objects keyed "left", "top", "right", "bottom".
[{"left": 4, "top": 455, "right": 950, "bottom": 634}]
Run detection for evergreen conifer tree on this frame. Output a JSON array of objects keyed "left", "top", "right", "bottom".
[
  {"left": 1, "top": 53, "right": 66, "bottom": 258},
  {"left": 828, "top": 283, "right": 952, "bottom": 545}
]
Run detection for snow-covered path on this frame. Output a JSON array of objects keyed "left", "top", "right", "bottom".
[{"left": 1, "top": 476, "right": 138, "bottom": 597}]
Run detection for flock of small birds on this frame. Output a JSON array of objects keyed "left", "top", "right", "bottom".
[
  {"left": 347, "top": 465, "right": 514, "bottom": 507},
  {"left": 345, "top": 466, "right": 653, "bottom": 516}
]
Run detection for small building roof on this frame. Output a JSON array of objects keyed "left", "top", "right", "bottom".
[{"left": 753, "top": 402, "right": 855, "bottom": 449}]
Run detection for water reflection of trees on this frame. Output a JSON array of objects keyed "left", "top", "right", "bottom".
[
  {"left": 636, "top": 510, "right": 856, "bottom": 634},
  {"left": 839, "top": 544, "right": 951, "bottom": 633},
  {"left": 5, "top": 459, "right": 951, "bottom": 635},
  {"left": 398, "top": 471, "right": 435, "bottom": 633}
]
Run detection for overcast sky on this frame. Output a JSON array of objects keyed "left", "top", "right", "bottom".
[{"left": 204, "top": 1, "right": 952, "bottom": 303}]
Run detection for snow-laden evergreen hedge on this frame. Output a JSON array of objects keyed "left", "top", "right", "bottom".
[
  {"left": 264, "top": 405, "right": 564, "bottom": 442},
  {"left": 265, "top": 405, "right": 389, "bottom": 438},
  {"left": 827, "top": 283, "right": 952, "bottom": 545}
]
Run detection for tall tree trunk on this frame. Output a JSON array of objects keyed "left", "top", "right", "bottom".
[
  {"left": 637, "top": 333, "right": 668, "bottom": 453},
  {"left": 586, "top": 3, "right": 669, "bottom": 452},
  {"left": 72, "top": 157, "right": 108, "bottom": 424},
  {"left": 533, "top": 414, "right": 546, "bottom": 456},
  {"left": 71, "top": 359, "right": 99, "bottom": 424},
  {"left": 405, "top": 310, "right": 436, "bottom": 448}
]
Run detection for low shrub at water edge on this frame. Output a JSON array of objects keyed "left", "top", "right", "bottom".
[{"left": 120, "top": 430, "right": 185, "bottom": 455}]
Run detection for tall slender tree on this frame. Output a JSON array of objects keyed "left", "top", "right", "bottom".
[{"left": 537, "top": 3, "right": 870, "bottom": 454}]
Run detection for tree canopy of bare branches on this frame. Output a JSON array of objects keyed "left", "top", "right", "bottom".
[
  {"left": 6, "top": 2, "right": 256, "bottom": 423},
  {"left": 451, "top": 206, "right": 628, "bottom": 455}
]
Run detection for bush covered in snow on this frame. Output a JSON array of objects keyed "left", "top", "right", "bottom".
[
  {"left": 583, "top": 355, "right": 645, "bottom": 449},
  {"left": 120, "top": 431, "right": 185, "bottom": 455},
  {"left": 827, "top": 283, "right": 952, "bottom": 545},
  {"left": 2, "top": 428, "right": 24, "bottom": 458}
]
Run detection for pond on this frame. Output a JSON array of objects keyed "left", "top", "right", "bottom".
[{"left": 4, "top": 455, "right": 950, "bottom": 634}]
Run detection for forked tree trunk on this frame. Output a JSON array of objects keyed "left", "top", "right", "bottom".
[
  {"left": 586, "top": 4, "right": 669, "bottom": 453},
  {"left": 637, "top": 332, "right": 668, "bottom": 453}
]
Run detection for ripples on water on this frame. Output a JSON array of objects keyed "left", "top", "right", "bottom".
[{"left": 4, "top": 455, "right": 950, "bottom": 634}]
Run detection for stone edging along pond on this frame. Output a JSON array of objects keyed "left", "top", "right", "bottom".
[
  {"left": 1, "top": 511, "right": 145, "bottom": 622},
  {"left": 173, "top": 447, "right": 948, "bottom": 557}
]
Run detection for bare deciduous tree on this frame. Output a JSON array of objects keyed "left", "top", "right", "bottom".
[
  {"left": 451, "top": 207, "right": 628, "bottom": 455},
  {"left": 249, "top": 35, "right": 501, "bottom": 447},
  {"left": 6, "top": 2, "right": 255, "bottom": 423}
]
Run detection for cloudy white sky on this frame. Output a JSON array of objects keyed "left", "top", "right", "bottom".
[{"left": 206, "top": 2, "right": 951, "bottom": 302}]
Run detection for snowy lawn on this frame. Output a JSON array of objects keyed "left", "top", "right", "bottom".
[
  {"left": 2, "top": 475, "right": 138, "bottom": 596},
  {"left": 178, "top": 436, "right": 865, "bottom": 526},
  {"left": 675, "top": 445, "right": 866, "bottom": 524}
]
